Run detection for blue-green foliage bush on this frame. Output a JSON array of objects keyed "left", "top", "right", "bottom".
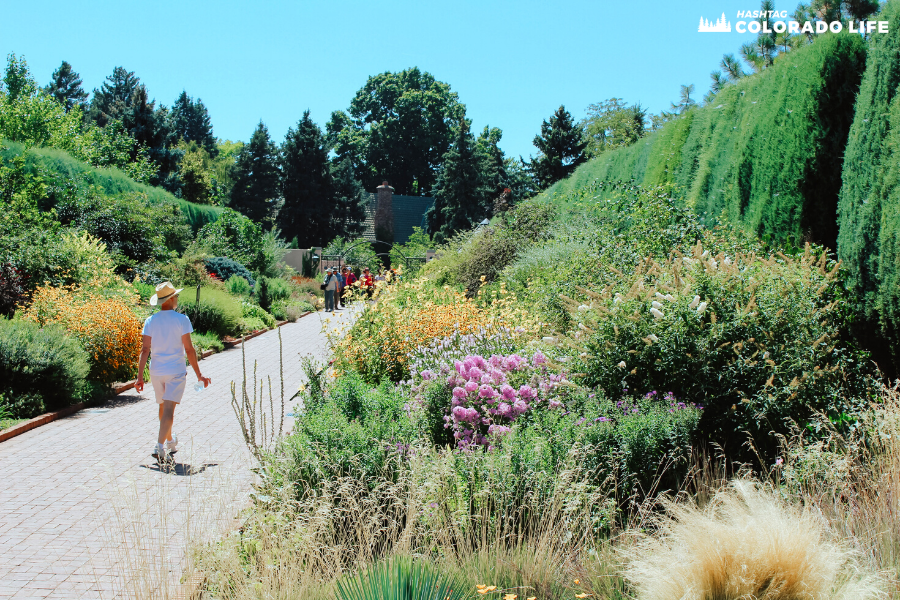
[
  {"left": 837, "top": 0, "right": 900, "bottom": 372},
  {"left": 543, "top": 33, "right": 866, "bottom": 250},
  {"left": 205, "top": 257, "right": 255, "bottom": 287},
  {"left": 0, "top": 317, "right": 90, "bottom": 417}
]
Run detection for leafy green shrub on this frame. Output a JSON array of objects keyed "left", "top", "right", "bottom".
[
  {"left": 269, "top": 299, "right": 311, "bottom": 321},
  {"left": 424, "top": 200, "right": 555, "bottom": 293},
  {"left": 280, "top": 373, "right": 416, "bottom": 494},
  {"left": 206, "top": 257, "right": 255, "bottom": 287},
  {"left": 568, "top": 245, "right": 875, "bottom": 459},
  {"left": 177, "top": 287, "right": 242, "bottom": 337},
  {"left": 241, "top": 301, "right": 275, "bottom": 328},
  {"left": 0, "top": 317, "right": 90, "bottom": 416},
  {"left": 336, "top": 557, "right": 467, "bottom": 600},
  {"left": 191, "top": 331, "right": 224, "bottom": 354},
  {"left": 196, "top": 209, "right": 285, "bottom": 274},
  {"left": 225, "top": 274, "right": 251, "bottom": 296}
]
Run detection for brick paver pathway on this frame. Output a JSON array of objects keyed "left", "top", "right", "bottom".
[{"left": 0, "top": 309, "right": 357, "bottom": 599}]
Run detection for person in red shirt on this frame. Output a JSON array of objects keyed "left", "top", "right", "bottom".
[
  {"left": 344, "top": 266, "right": 357, "bottom": 304},
  {"left": 360, "top": 267, "right": 374, "bottom": 298}
]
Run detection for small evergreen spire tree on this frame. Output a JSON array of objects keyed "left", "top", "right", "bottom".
[
  {"left": 278, "top": 111, "right": 335, "bottom": 248},
  {"left": 44, "top": 61, "right": 87, "bottom": 112},
  {"left": 231, "top": 121, "right": 281, "bottom": 227},
  {"left": 528, "top": 105, "right": 587, "bottom": 189},
  {"left": 89, "top": 66, "right": 140, "bottom": 126},
  {"left": 427, "top": 118, "right": 495, "bottom": 244},
  {"left": 168, "top": 91, "right": 218, "bottom": 157},
  {"left": 330, "top": 156, "right": 366, "bottom": 239}
]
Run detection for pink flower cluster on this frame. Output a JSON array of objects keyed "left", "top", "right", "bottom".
[{"left": 439, "top": 351, "right": 567, "bottom": 448}]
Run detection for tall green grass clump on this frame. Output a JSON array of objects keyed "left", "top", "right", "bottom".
[
  {"left": 336, "top": 557, "right": 467, "bottom": 600},
  {"left": 838, "top": 1, "right": 900, "bottom": 373},
  {"left": 544, "top": 33, "right": 866, "bottom": 250}
]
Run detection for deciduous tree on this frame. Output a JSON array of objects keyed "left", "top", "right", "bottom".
[{"left": 327, "top": 67, "right": 465, "bottom": 195}]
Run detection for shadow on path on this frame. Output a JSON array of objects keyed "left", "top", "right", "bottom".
[{"left": 139, "top": 462, "right": 220, "bottom": 476}]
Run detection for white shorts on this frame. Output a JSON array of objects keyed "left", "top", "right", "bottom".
[{"left": 150, "top": 372, "right": 187, "bottom": 404}]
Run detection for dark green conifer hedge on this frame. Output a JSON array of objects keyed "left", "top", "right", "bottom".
[
  {"left": 837, "top": 0, "right": 900, "bottom": 369},
  {"left": 545, "top": 33, "right": 866, "bottom": 251}
]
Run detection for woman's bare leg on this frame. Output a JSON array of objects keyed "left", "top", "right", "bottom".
[{"left": 157, "top": 401, "right": 176, "bottom": 444}]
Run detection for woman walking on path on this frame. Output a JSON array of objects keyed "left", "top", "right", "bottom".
[{"left": 135, "top": 282, "right": 211, "bottom": 463}]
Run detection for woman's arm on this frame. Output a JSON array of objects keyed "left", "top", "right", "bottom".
[
  {"left": 135, "top": 335, "right": 151, "bottom": 392},
  {"left": 182, "top": 333, "right": 211, "bottom": 388}
]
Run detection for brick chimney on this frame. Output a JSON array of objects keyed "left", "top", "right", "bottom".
[{"left": 374, "top": 181, "right": 394, "bottom": 244}]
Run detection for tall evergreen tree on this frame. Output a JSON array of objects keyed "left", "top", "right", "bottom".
[
  {"left": 44, "top": 61, "right": 87, "bottom": 112},
  {"left": 168, "top": 91, "right": 217, "bottom": 157},
  {"left": 230, "top": 121, "right": 281, "bottom": 227},
  {"left": 89, "top": 66, "right": 140, "bottom": 126},
  {"left": 426, "top": 119, "right": 495, "bottom": 244},
  {"left": 278, "top": 111, "right": 335, "bottom": 247},
  {"left": 528, "top": 105, "right": 587, "bottom": 189},
  {"left": 330, "top": 156, "right": 366, "bottom": 239}
]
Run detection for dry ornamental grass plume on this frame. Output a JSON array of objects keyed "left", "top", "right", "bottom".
[{"left": 623, "top": 479, "right": 885, "bottom": 600}]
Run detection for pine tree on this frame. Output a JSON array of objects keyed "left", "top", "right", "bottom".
[
  {"left": 169, "top": 91, "right": 218, "bottom": 157},
  {"left": 89, "top": 66, "right": 140, "bottom": 126},
  {"left": 230, "top": 121, "right": 281, "bottom": 227},
  {"left": 426, "top": 119, "right": 495, "bottom": 244},
  {"left": 278, "top": 111, "right": 335, "bottom": 247},
  {"left": 528, "top": 105, "right": 587, "bottom": 189},
  {"left": 44, "top": 61, "right": 87, "bottom": 112},
  {"left": 330, "top": 156, "right": 366, "bottom": 239}
]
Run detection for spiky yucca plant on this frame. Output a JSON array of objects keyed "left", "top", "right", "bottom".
[{"left": 336, "top": 557, "right": 468, "bottom": 600}]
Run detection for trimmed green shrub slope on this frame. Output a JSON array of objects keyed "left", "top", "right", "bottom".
[
  {"left": 544, "top": 33, "right": 866, "bottom": 251},
  {"left": 837, "top": 0, "right": 900, "bottom": 361},
  {"left": 0, "top": 139, "right": 221, "bottom": 231}
]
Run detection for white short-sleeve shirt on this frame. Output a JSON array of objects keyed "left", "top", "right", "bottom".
[{"left": 142, "top": 310, "right": 194, "bottom": 376}]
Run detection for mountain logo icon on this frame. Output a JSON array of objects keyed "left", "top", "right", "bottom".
[{"left": 699, "top": 13, "right": 732, "bottom": 32}]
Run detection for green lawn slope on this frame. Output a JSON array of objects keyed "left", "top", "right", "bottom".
[
  {"left": 0, "top": 139, "right": 222, "bottom": 231},
  {"left": 542, "top": 32, "right": 866, "bottom": 251}
]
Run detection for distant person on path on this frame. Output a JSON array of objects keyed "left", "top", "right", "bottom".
[
  {"left": 323, "top": 267, "right": 339, "bottom": 311},
  {"left": 340, "top": 266, "right": 353, "bottom": 307},
  {"left": 361, "top": 267, "right": 374, "bottom": 298},
  {"left": 344, "top": 267, "right": 357, "bottom": 304},
  {"left": 336, "top": 266, "right": 346, "bottom": 308},
  {"left": 135, "top": 282, "right": 211, "bottom": 463}
]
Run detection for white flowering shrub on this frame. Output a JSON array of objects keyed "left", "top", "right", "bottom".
[{"left": 565, "top": 243, "right": 876, "bottom": 460}]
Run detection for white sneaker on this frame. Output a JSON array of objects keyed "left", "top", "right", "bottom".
[
  {"left": 151, "top": 443, "right": 167, "bottom": 460},
  {"left": 166, "top": 435, "right": 178, "bottom": 453}
]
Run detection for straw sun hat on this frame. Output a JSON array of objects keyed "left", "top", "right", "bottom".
[{"left": 149, "top": 281, "right": 184, "bottom": 306}]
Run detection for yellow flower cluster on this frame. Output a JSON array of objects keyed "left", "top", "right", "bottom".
[
  {"left": 334, "top": 277, "right": 539, "bottom": 382},
  {"left": 23, "top": 285, "right": 142, "bottom": 384}
]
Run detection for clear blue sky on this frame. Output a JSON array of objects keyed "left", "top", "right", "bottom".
[{"left": 1, "top": 0, "right": 760, "bottom": 161}]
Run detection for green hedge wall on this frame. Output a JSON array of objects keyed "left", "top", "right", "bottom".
[
  {"left": 0, "top": 140, "right": 221, "bottom": 232},
  {"left": 837, "top": 0, "right": 900, "bottom": 347},
  {"left": 544, "top": 32, "right": 866, "bottom": 251}
]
